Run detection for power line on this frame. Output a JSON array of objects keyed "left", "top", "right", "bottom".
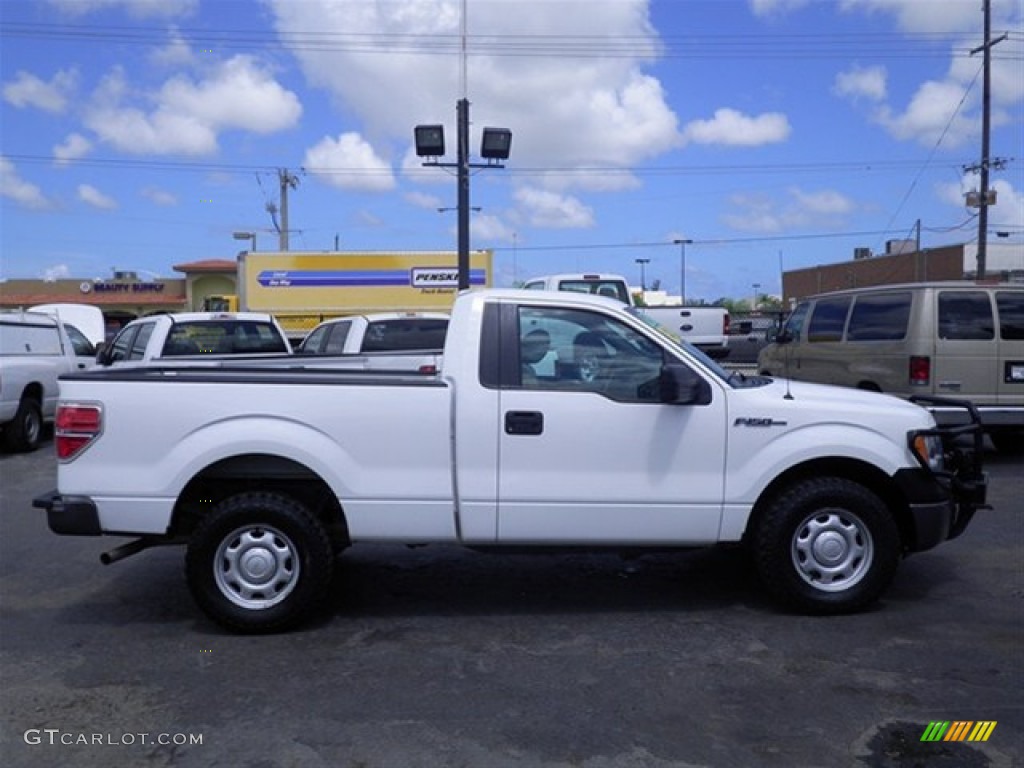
[{"left": 2, "top": 20, "right": 1019, "bottom": 61}]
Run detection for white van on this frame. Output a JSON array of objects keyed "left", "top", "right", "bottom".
[{"left": 758, "top": 282, "right": 1024, "bottom": 452}]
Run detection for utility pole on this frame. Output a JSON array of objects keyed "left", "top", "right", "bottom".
[
  {"left": 278, "top": 168, "right": 299, "bottom": 251},
  {"left": 969, "top": 0, "right": 1008, "bottom": 279}
]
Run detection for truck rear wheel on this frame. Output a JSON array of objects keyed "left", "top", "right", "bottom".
[
  {"left": 752, "top": 477, "right": 900, "bottom": 614},
  {"left": 3, "top": 396, "right": 42, "bottom": 453},
  {"left": 185, "top": 492, "right": 333, "bottom": 633}
]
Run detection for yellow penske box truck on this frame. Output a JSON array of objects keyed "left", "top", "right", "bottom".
[{"left": 204, "top": 250, "right": 493, "bottom": 339}]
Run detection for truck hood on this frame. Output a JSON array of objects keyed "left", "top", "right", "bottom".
[{"left": 754, "top": 376, "right": 935, "bottom": 430}]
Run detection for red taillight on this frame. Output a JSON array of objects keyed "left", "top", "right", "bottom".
[
  {"left": 56, "top": 403, "right": 102, "bottom": 460},
  {"left": 723, "top": 314, "right": 730, "bottom": 335},
  {"left": 909, "top": 356, "right": 931, "bottom": 386}
]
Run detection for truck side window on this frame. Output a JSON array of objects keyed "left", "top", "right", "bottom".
[
  {"left": 846, "top": 292, "right": 911, "bottom": 341},
  {"left": 938, "top": 292, "right": 994, "bottom": 340},
  {"left": 324, "top": 322, "right": 352, "bottom": 354},
  {"left": 806, "top": 297, "right": 851, "bottom": 342},
  {"left": 129, "top": 323, "right": 156, "bottom": 360},
  {"left": 517, "top": 306, "right": 664, "bottom": 402}
]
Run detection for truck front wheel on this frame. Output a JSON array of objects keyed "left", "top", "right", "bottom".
[
  {"left": 185, "top": 492, "right": 334, "bottom": 633},
  {"left": 752, "top": 477, "right": 900, "bottom": 614}
]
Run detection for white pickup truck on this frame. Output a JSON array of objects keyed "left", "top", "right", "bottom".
[
  {"left": 523, "top": 273, "right": 731, "bottom": 358},
  {"left": 35, "top": 289, "right": 987, "bottom": 632},
  {"left": 295, "top": 312, "right": 447, "bottom": 373},
  {"left": 96, "top": 311, "right": 291, "bottom": 366},
  {"left": 1, "top": 311, "right": 97, "bottom": 451}
]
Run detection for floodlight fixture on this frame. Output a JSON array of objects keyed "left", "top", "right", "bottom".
[
  {"left": 480, "top": 127, "right": 512, "bottom": 160},
  {"left": 414, "top": 124, "right": 446, "bottom": 157}
]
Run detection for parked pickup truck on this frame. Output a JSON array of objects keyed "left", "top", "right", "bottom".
[
  {"left": 35, "top": 289, "right": 987, "bottom": 632},
  {"left": 1, "top": 310, "right": 97, "bottom": 452},
  {"left": 96, "top": 311, "right": 291, "bottom": 366},
  {"left": 295, "top": 312, "right": 447, "bottom": 373},
  {"left": 523, "top": 273, "right": 730, "bottom": 358}
]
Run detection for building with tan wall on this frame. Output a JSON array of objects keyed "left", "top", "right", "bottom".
[{"left": 0, "top": 259, "right": 236, "bottom": 338}]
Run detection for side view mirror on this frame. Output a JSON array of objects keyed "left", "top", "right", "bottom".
[
  {"left": 660, "top": 363, "right": 712, "bottom": 405},
  {"left": 770, "top": 329, "right": 794, "bottom": 344},
  {"left": 95, "top": 345, "right": 113, "bottom": 366}
]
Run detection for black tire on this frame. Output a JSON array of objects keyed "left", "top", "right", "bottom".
[
  {"left": 990, "top": 430, "right": 1024, "bottom": 455},
  {"left": 752, "top": 477, "right": 900, "bottom": 614},
  {"left": 3, "top": 397, "right": 42, "bottom": 453},
  {"left": 185, "top": 492, "right": 334, "bottom": 633}
]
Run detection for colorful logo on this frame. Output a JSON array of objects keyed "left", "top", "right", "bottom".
[{"left": 920, "top": 721, "right": 997, "bottom": 742}]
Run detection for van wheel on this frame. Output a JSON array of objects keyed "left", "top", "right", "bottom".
[
  {"left": 2, "top": 397, "right": 42, "bottom": 453},
  {"left": 753, "top": 477, "right": 900, "bottom": 614},
  {"left": 990, "top": 431, "right": 1024, "bottom": 455},
  {"left": 185, "top": 492, "right": 333, "bottom": 633}
]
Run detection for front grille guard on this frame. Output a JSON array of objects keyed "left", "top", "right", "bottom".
[{"left": 909, "top": 395, "right": 989, "bottom": 539}]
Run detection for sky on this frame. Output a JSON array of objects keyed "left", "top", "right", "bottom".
[{"left": 1, "top": 0, "right": 1022, "bottom": 303}]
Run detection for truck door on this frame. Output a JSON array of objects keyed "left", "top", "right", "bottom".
[{"left": 494, "top": 303, "right": 727, "bottom": 545}]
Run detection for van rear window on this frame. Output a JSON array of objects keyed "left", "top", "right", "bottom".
[{"left": 846, "top": 292, "right": 911, "bottom": 341}]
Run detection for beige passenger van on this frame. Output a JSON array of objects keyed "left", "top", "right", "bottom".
[{"left": 758, "top": 282, "right": 1024, "bottom": 452}]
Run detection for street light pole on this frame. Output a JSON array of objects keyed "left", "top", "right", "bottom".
[
  {"left": 673, "top": 238, "right": 692, "bottom": 305},
  {"left": 635, "top": 258, "right": 650, "bottom": 292},
  {"left": 456, "top": 98, "right": 471, "bottom": 290}
]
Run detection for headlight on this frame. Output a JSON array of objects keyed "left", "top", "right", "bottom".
[{"left": 910, "top": 433, "right": 945, "bottom": 472}]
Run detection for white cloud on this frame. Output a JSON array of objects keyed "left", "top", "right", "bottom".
[
  {"left": 834, "top": 65, "right": 887, "bottom": 102},
  {"left": 514, "top": 187, "right": 595, "bottom": 229},
  {"left": 471, "top": 213, "right": 517, "bottom": 243},
  {"left": 838, "top": 0, "right": 999, "bottom": 34},
  {"left": 42, "top": 265, "right": 72, "bottom": 281},
  {"left": 150, "top": 28, "right": 195, "bottom": 67},
  {"left": 2, "top": 69, "right": 77, "bottom": 113},
  {"left": 750, "top": 0, "right": 812, "bottom": 16},
  {"left": 722, "top": 187, "right": 855, "bottom": 233},
  {"left": 77, "top": 184, "right": 118, "bottom": 210},
  {"left": 83, "top": 57, "right": 302, "bottom": 156},
  {"left": 141, "top": 186, "right": 178, "bottom": 206},
  {"left": 939, "top": 176, "right": 1024, "bottom": 231},
  {"left": 53, "top": 133, "right": 93, "bottom": 164},
  {"left": 269, "top": 0, "right": 679, "bottom": 193},
  {"left": 0, "top": 157, "right": 52, "bottom": 209},
  {"left": 683, "top": 109, "right": 791, "bottom": 147},
  {"left": 405, "top": 190, "right": 443, "bottom": 210},
  {"left": 875, "top": 79, "right": 975, "bottom": 147},
  {"left": 46, "top": 0, "right": 198, "bottom": 18},
  {"left": 303, "top": 133, "right": 396, "bottom": 192},
  {"left": 159, "top": 55, "right": 302, "bottom": 135}
]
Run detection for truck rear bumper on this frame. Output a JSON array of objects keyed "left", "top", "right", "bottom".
[{"left": 33, "top": 490, "right": 102, "bottom": 536}]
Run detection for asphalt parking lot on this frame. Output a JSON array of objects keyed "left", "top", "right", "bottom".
[{"left": 1, "top": 436, "right": 1020, "bottom": 768}]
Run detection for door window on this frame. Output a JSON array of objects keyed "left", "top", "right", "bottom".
[
  {"left": 806, "top": 297, "right": 851, "bottom": 342},
  {"left": 517, "top": 306, "right": 665, "bottom": 402}
]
